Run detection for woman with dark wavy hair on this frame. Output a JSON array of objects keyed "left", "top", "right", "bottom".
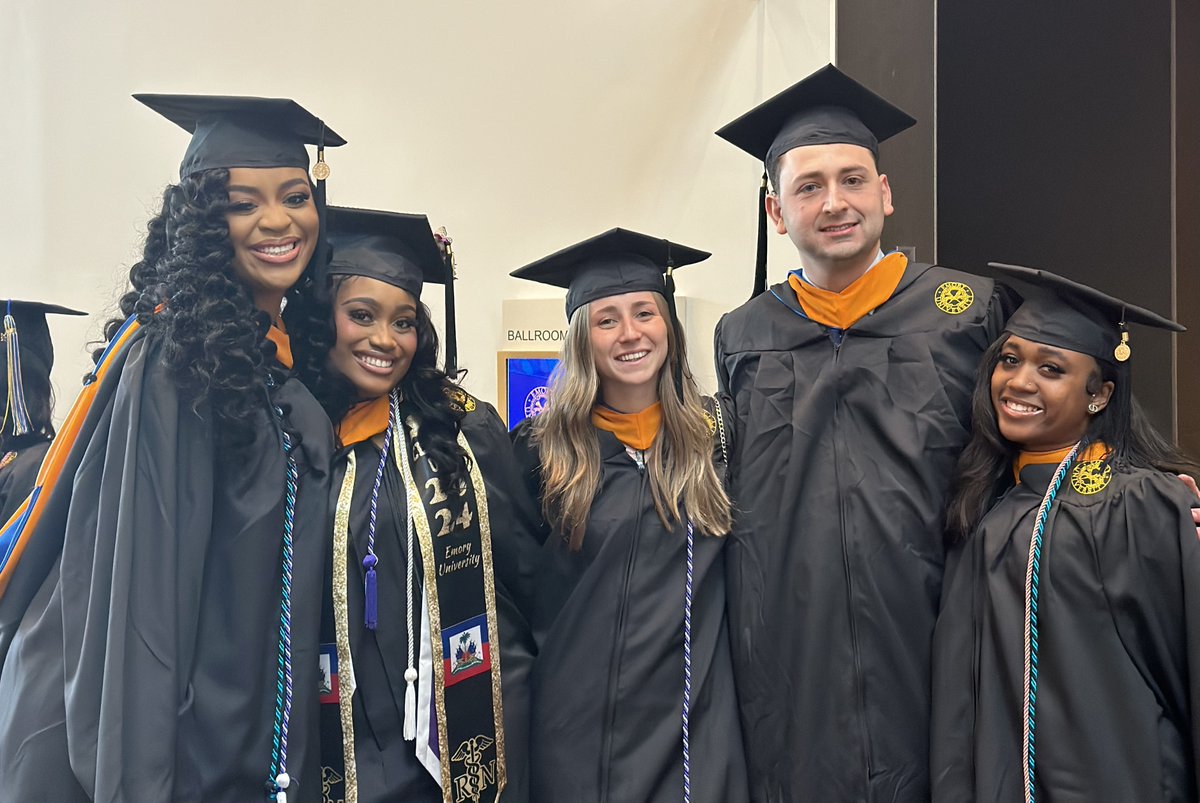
[
  {"left": 932, "top": 264, "right": 1200, "bottom": 802},
  {"left": 0, "top": 95, "right": 344, "bottom": 803},
  {"left": 314, "top": 207, "right": 534, "bottom": 803}
]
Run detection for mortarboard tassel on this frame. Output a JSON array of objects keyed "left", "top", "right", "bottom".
[
  {"left": 403, "top": 666, "right": 417, "bottom": 740},
  {"left": 752, "top": 171, "right": 769, "bottom": 299},
  {"left": 311, "top": 126, "right": 332, "bottom": 285},
  {"left": 662, "top": 244, "right": 685, "bottom": 399},
  {"left": 363, "top": 554, "right": 378, "bottom": 630},
  {"left": 3, "top": 310, "right": 33, "bottom": 436},
  {"left": 436, "top": 228, "right": 459, "bottom": 377}
]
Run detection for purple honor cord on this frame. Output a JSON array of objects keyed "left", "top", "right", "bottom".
[{"left": 363, "top": 389, "right": 398, "bottom": 630}]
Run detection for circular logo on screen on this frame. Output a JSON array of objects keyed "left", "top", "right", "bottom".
[
  {"left": 934, "top": 281, "right": 975, "bottom": 315},
  {"left": 524, "top": 386, "right": 550, "bottom": 419}
]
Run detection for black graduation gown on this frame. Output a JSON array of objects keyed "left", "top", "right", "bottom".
[
  {"left": 715, "top": 262, "right": 1010, "bottom": 802},
  {"left": 0, "top": 439, "right": 50, "bottom": 525},
  {"left": 932, "top": 462, "right": 1200, "bottom": 802},
  {"left": 511, "top": 419, "right": 749, "bottom": 803},
  {"left": 0, "top": 328, "right": 332, "bottom": 803},
  {"left": 0, "top": 439, "right": 50, "bottom": 666},
  {"left": 321, "top": 401, "right": 536, "bottom": 803}
]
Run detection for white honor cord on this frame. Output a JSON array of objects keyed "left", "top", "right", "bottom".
[{"left": 391, "top": 394, "right": 419, "bottom": 741}]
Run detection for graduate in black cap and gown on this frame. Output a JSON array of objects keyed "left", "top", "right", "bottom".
[
  {"left": 0, "top": 301, "right": 85, "bottom": 525},
  {"left": 0, "top": 300, "right": 85, "bottom": 667},
  {"left": 510, "top": 229, "right": 748, "bottom": 803},
  {"left": 315, "top": 206, "right": 535, "bottom": 803},
  {"left": 712, "top": 64, "right": 1013, "bottom": 801},
  {"left": 0, "top": 95, "right": 344, "bottom": 802},
  {"left": 934, "top": 264, "right": 1200, "bottom": 802}
]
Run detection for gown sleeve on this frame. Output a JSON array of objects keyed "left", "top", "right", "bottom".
[
  {"left": 465, "top": 403, "right": 543, "bottom": 624},
  {"left": 58, "top": 336, "right": 216, "bottom": 801},
  {"left": 1092, "top": 472, "right": 1200, "bottom": 793},
  {"left": 929, "top": 534, "right": 981, "bottom": 802},
  {"left": 462, "top": 402, "right": 540, "bottom": 802}
]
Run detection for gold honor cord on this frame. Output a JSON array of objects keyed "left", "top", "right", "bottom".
[
  {"left": 332, "top": 452, "right": 360, "bottom": 803},
  {"left": 458, "top": 430, "right": 507, "bottom": 798},
  {"left": 394, "top": 415, "right": 453, "bottom": 793}
]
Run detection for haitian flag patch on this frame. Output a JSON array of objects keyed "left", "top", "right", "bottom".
[
  {"left": 442, "top": 614, "right": 491, "bottom": 687},
  {"left": 319, "top": 642, "right": 339, "bottom": 704}
]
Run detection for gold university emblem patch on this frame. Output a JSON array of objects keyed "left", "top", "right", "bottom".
[
  {"left": 934, "top": 281, "right": 974, "bottom": 315},
  {"left": 1070, "top": 460, "right": 1112, "bottom": 495},
  {"left": 444, "top": 387, "right": 478, "bottom": 413}
]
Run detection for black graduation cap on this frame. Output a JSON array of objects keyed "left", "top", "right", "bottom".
[
  {"left": 326, "top": 206, "right": 459, "bottom": 373},
  {"left": 327, "top": 207, "right": 448, "bottom": 299},
  {"left": 3, "top": 300, "right": 86, "bottom": 436},
  {"left": 988, "top": 262, "right": 1184, "bottom": 364},
  {"left": 134, "top": 94, "right": 347, "bottom": 180},
  {"left": 715, "top": 64, "right": 916, "bottom": 299},
  {"left": 509, "top": 228, "right": 710, "bottom": 320}
]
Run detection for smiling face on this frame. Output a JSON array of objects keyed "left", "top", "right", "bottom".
[
  {"left": 766, "top": 142, "right": 893, "bottom": 289},
  {"left": 328, "top": 275, "right": 420, "bottom": 400},
  {"left": 990, "top": 334, "right": 1114, "bottom": 452},
  {"left": 225, "top": 166, "right": 320, "bottom": 315},
  {"left": 587, "top": 291, "right": 669, "bottom": 412}
]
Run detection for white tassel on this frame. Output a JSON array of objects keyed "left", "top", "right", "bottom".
[{"left": 403, "top": 666, "right": 418, "bottom": 740}]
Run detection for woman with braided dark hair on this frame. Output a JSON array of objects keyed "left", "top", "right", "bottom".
[{"left": 0, "top": 95, "right": 345, "bottom": 803}]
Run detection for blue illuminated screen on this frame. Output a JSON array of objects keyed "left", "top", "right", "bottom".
[{"left": 506, "top": 357, "right": 558, "bottom": 430}]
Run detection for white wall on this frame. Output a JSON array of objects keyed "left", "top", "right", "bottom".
[{"left": 1, "top": 0, "right": 832, "bottom": 414}]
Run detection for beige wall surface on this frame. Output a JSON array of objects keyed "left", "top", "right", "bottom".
[{"left": 1, "top": 0, "right": 831, "bottom": 416}]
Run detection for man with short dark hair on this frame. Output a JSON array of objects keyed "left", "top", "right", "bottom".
[{"left": 714, "top": 64, "right": 1011, "bottom": 801}]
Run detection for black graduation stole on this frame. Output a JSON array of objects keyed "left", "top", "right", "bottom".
[
  {"left": 327, "top": 397, "right": 506, "bottom": 803},
  {"left": 404, "top": 401, "right": 506, "bottom": 801}
]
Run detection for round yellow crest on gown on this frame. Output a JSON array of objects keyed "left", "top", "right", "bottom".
[
  {"left": 1070, "top": 460, "right": 1112, "bottom": 495},
  {"left": 702, "top": 409, "right": 717, "bottom": 434},
  {"left": 934, "top": 281, "right": 974, "bottom": 315}
]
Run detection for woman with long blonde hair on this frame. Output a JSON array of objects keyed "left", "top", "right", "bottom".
[{"left": 510, "top": 228, "right": 747, "bottom": 803}]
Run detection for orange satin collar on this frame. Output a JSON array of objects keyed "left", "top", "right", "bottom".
[
  {"left": 266, "top": 323, "right": 293, "bottom": 369},
  {"left": 788, "top": 251, "right": 908, "bottom": 330},
  {"left": 1013, "top": 441, "right": 1110, "bottom": 484},
  {"left": 592, "top": 402, "right": 662, "bottom": 451},
  {"left": 337, "top": 396, "right": 390, "bottom": 447}
]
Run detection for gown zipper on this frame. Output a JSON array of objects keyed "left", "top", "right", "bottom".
[
  {"left": 831, "top": 333, "right": 874, "bottom": 793},
  {"left": 598, "top": 449, "right": 646, "bottom": 801}
]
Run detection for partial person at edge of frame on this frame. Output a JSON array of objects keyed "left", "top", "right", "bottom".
[
  {"left": 933, "top": 262, "right": 1200, "bottom": 802},
  {"left": 0, "top": 300, "right": 86, "bottom": 526}
]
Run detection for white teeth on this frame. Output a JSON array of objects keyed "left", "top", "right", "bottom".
[
  {"left": 357, "top": 355, "right": 394, "bottom": 369},
  {"left": 1005, "top": 400, "right": 1041, "bottom": 413},
  {"left": 618, "top": 351, "right": 648, "bottom": 362},
  {"left": 254, "top": 242, "right": 298, "bottom": 256}
]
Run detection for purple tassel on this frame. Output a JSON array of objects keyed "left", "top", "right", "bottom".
[{"left": 363, "top": 554, "right": 378, "bottom": 630}]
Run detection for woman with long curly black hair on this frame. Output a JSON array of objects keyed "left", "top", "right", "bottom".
[
  {"left": 932, "top": 263, "right": 1200, "bottom": 802},
  {"left": 314, "top": 207, "right": 535, "bottom": 803},
  {"left": 0, "top": 95, "right": 345, "bottom": 803}
]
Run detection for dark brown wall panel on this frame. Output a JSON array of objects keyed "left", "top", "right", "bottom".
[{"left": 937, "top": 0, "right": 1177, "bottom": 435}]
